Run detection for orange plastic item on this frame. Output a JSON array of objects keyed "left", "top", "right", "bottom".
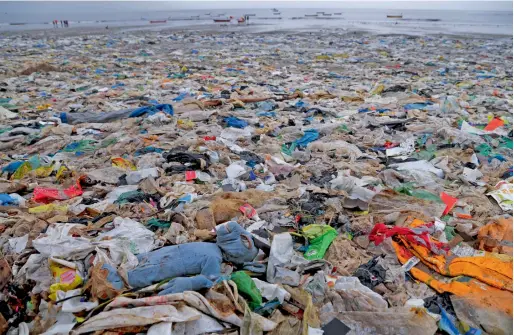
[
  {"left": 440, "top": 192, "right": 458, "bottom": 216},
  {"left": 484, "top": 117, "right": 504, "bottom": 131}
]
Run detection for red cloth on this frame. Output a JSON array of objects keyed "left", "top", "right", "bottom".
[{"left": 369, "top": 222, "right": 448, "bottom": 254}]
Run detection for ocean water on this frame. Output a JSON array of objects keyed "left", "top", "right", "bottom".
[{"left": 0, "top": 1, "right": 512, "bottom": 35}]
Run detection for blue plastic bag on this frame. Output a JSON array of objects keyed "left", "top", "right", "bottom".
[
  {"left": 438, "top": 304, "right": 482, "bottom": 335},
  {"left": 293, "top": 129, "right": 319, "bottom": 148},
  {"left": 0, "top": 194, "right": 17, "bottom": 206},
  {"left": 224, "top": 116, "right": 248, "bottom": 129},
  {"left": 403, "top": 102, "right": 432, "bottom": 110},
  {"left": 129, "top": 104, "right": 174, "bottom": 117}
]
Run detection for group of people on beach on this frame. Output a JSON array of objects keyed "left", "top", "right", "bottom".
[{"left": 52, "top": 20, "right": 69, "bottom": 28}]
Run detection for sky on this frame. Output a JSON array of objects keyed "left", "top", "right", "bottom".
[{"left": 1, "top": 1, "right": 512, "bottom": 12}]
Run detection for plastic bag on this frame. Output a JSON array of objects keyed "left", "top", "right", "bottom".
[
  {"left": 303, "top": 225, "right": 338, "bottom": 260},
  {"left": 225, "top": 116, "right": 249, "bottom": 129},
  {"left": 266, "top": 233, "right": 294, "bottom": 283},
  {"left": 252, "top": 278, "right": 291, "bottom": 303},
  {"left": 48, "top": 260, "right": 83, "bottom": 301},
  {"left": 333, "top": 277, "right": 388, "bottom": 311},
  {"left": 33, "top": 181, "right": 83, "bottom": 204},
  {"left": 231, "top": 271, "right": 262, "bottom": 310}
]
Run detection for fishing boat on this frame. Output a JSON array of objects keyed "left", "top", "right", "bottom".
[
  {"left": 387, "top": 14, "right": 403, "bottom": 19},
  {"left": 273, "top": 12, "right": 281, "bottom": 15},
  {"left": 213, "top": 17, "right": 232, "bottom": 23},
  {"left": 149, "top": 20, "right": 167, "bottom": 24}
]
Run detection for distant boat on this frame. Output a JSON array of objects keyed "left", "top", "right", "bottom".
[
  {"left": 273, "top": 12, "right": 281, "bottom": 15},
  {"left": 305, "top": 14, "right": 318, "bottom": 17},
  {"left": 244, "top": 14, "right": 256, "bottom": 16},
  {"left": 316, "top": 12, "right": 325, "bottom": 14},
  {"left": 334, "top": 13, "right": 342, "bottom": 15},
  {"left": 272, "top": 8, "right": 279, "bottom": 12},
  {"left": 387, "top": 14, "right": 403, "bottom": 18},
  {"left": 214, "top": 17, "right": 232, "bottom": 22},
  {"left": 150, "top": 20, "right": 166, "bottom": 24},
  {"left": 323, "top": 13, "right": 332, "bottom": 16}
]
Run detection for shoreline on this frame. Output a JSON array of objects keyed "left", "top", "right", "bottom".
[{"left": 0, "top": 22, "right": 512, "bottom": 39}]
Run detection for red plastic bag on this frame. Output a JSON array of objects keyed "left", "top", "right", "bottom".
[
  {"left": 239, "top": 204, "right": 257, "bottom": 218},
  {"left": 33, "top": 181, "right": 83, "bottom": 203},
  {"left": 185, "top": 171, "right": 196, "bottom": 181}
]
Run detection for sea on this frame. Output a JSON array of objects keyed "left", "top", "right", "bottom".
[{"left": 0, "top": 1, "right": 512, "bottom": 36}]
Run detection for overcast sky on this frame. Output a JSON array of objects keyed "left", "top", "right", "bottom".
[{"left": 2, "top": 1, "right": 512, "bottom": 12}]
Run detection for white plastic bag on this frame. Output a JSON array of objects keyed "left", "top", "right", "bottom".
[
  {"left": 266, "top": 233, "right": 294, "bottom": 283},
  {"left": 253, "top": 278, "right": 291, "bottom": 303}
]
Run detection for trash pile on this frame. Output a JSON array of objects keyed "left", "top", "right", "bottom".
[{"left": 0, "top": 30, "right": 512, "bottom": 335}]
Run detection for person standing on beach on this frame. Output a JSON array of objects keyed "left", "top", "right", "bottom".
[{"left": 60, "top": 20, "right": 63, "bottom": 27}]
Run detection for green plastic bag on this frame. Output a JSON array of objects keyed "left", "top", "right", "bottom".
[
  {"left": 394, "top": 183, "right": 443, "bottom": 203},
  {"left": 231, "top": 271, "right": 262, "bottom": 310},
  {"left": 146, "top": 218, "right": 170, "bottom": 229},
  {"left": 303, "top": 224, "right": 338, "bottom": 260}
]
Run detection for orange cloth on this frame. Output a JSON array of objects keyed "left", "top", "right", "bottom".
[
  {"left": 478, "top": 218, "right": 513, "bottom": 255},
  {"left": 391, "top": 218, "right": 513, "bottom": 316}
]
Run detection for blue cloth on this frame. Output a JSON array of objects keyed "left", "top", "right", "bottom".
[
  {"left": 128, "top": 242, "right": 222, "bottom": 290},
  {"left": 159, "top": 275, "right": 214, "bottom": 296},
  {"left": 107, "top": 221, "right": 258, "bottom": 295},
  {"left": 216, "top": 221, "right": 258, "bottom": 265},
  {"left": 129, "top": 104, "right": 174, "bottom": 118},
  {"left": 293, "top": 129, "right": 319, "bottom": 148},
  {"left": 224, "top": 116, "right": 248, "bottom": 129},
  {"left": 242, "top": 262, "right": 266, "bottom": 274}
]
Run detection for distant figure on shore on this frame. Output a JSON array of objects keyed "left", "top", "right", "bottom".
[
  {"left": 60, "top": 20, "right": 63, "bottom": 27},
  {"left": 65, "top": 20, "right": 69, "bottom": 27}
]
